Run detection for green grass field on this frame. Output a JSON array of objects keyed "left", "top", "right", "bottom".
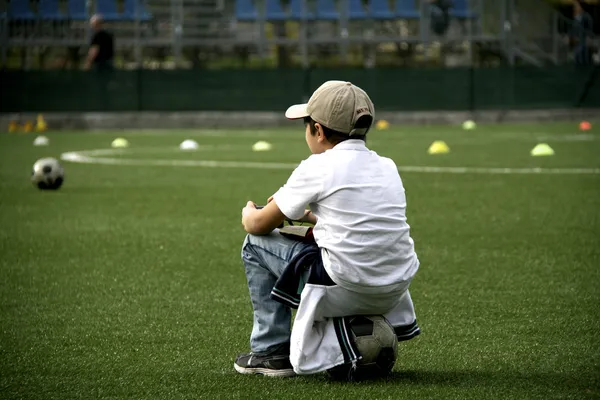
[{"left": 1, "top": 122, "right": 599, "bottom": 399}]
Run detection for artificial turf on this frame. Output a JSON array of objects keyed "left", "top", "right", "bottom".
[{"left": 0, "top": 122, "right": 599, "bottom": 399}]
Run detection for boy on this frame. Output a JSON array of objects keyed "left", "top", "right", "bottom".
[{"left": 237, "top": 81, "right": 420, "bottom": 377}]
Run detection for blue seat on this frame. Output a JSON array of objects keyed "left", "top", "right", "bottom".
[
  {"left": 266, "top": 0, "right": 287, "bottom": 21},
  {"left": 348, "top": 0, "right": 367, "bottom": 19},
  {"left": 315, "top": 0, "right": 338, "bottom": 20},
  {"left": 289, "top": 0, "right": 314, "bottom": 20},
  {"left": 370, "top": 0, "right": 394, "bottom": 19},
  {"left": 123, "top": 0, "right": 152, "bottom": 21},
  {"left": 449, "top": 0, "right": 476, "bottom": 19},
  {"left": 235, "top": 0, "right": 258, "bottom": 21},
  {"left": 67, "top": 0, "right": 87, "bottom": 20},
  {"left": 395, "top": 0, "right": 420, "bottom": 19},
  {"left": 8, "top": 0, "right": 37, "bottom": 21},
  {"left": 39, "top": 0, "right": 66, "bottom": 20},
  {"left": 96, "top": 0, "right": 121, "bottom": 21}
]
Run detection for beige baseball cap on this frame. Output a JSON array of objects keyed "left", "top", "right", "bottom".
[{"left": 285, "top": 80, "right": 375, "bottom": 136}]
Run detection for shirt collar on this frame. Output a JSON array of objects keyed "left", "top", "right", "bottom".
[{"left": 331, "top": 139, "right": 369, "bottom": 151}]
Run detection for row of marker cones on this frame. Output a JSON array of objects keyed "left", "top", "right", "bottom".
[
  {"left": 428, "top": 140, "right": 555, "bottom": 156},
  {"left": 111, "top": 138, "right": 275, "bottom": 152},
  {"left": 9, "top": 117, "right": 592, "bottom": 136},
  {"left": 8, "top": 115, "right": 47, "bottom": 133},
  {"left": 377, "top": 120, "right": 593, "bottom": 132},
  {"left": 8, "top": 117, "right": 593, "bottom": 135}
]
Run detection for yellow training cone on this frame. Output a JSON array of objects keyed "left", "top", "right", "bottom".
[
  {"left": 8, "top": 120, "right": 19, "bottom": 133},
  {"left": 22, "top": 121, "right": 33, "bottom": 133},
  {"left": 427, "top": 140, "right": 450, "bottom": 155},
  {"left": 252, "top": 141, "right": 272, "bottom": 152},
  {"left": 36, "top": 114, "right": 47, "bottom": 132},
  {"left": 376, "top": 120, "right": 390, "bottom": 130},
  {"left": 530, "top": 143, "right": 554, "bottom": 156},
  {"left": 111, "top": 138, "right": 129, "bottom": 148},
  {"left": 462, "top": 120, "right": 476, "bottom": 130}
]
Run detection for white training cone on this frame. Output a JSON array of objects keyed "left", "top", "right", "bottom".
[
  {"left": 179, "top": 139, "right": 199, "bottom": 151},
  {"left": 252, "top": 141, "right": 273, "bottom": 152},
  {"left": 33, "top": 135, "right": 49, "bottom": 146},
  {"left": 111, "top": 138, "right": 129, "bottom": 148}
]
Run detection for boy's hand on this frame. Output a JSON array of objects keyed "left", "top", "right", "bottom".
[
  {"left": 241, "top": 201, "right": 258, "bottom": 229},
  {"left": 241, "top": 200, "right": 287, "bottom": 235},
  {"left": 298, "top": 209, "right": 317, "bottom": 224},
  {"left": 299, "top": 209, "right": 311, "bottom": 223}
]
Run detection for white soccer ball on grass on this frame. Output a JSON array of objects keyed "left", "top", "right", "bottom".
[
  {"left": 327, "top": 315, "right": 398, "bottom": 381},
  {"left": 31, "top": 157, "right": 64, "bottom": 190}
]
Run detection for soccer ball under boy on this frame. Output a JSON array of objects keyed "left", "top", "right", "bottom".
[
  {"left": 327, "top": 315, "right": 398, "bottom": 381},
  {"left": 31, "top": 158, "right": 64, "bottom": 190}
]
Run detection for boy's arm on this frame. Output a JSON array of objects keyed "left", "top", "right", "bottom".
[
  {"left": 267, "top": 196, "right": 317, "bottom": 225},
  {"left": 242, "top": 157, "right": 320, "bottom": 234},
  {"left": 241, "top": 200, "right": 286, "bottom": 235}
]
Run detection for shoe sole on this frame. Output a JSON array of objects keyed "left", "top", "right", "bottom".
[{"left": 234, "top": 363, "right": 296, "bottom": 377}]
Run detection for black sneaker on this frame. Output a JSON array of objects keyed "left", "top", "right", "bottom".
[{"left": 234, "top": 352, "right": 296, "bottom": 377}]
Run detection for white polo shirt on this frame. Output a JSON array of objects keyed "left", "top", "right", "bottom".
[{"left": 273, "top": 140, "right": 419, "bottom": 294}]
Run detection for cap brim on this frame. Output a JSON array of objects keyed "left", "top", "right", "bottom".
[{"left": 285, "top": 104, "right": 309, "bottom": 120}]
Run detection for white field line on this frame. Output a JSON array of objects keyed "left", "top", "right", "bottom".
[
  {"left": 60, "top": 149, "right": 600, "bottom": 175},
  {"left": 61, "top": 150, "right": 298, "bottom": 170},
  {"left": 397, "top": 165, "right": 600, "bottom": 174},
  {"left": 535, "top": 134, "right": 596, "bottom": 141}
]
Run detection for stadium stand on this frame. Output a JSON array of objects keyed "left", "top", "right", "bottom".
[
  {"left": 2, "top": 0, "right": 594, "bottom": 70},
  {"left": 450, "top": 0, "right": 477, "bottom": 19},
  {"left": 395, "top": 0, "right": 420, "bottom": 19},
  {"left": 370, "top": 0, "right": 394, "bottom": 20},
  {"left": 68, "top": 0, "right": 89, "bottom": 20},
  {"left": 8, "top": 0, "right": 36, "bottom": 21},
  {"left": 39, "top": 0, "right": 67, "bottom": 20},
  {"left": 233, "top": 0, "right": 424, "bottom": 22},
  {"left": 289, "top": 0, "right": 314, "bottom": 20},
  {"left": 265, "top": 0, "right": 287, "bottom": 21},
  {"left": 96, "top": 0, "right": 121, "bottom": 21},
  {"left": 348, "top": 0, "right": 367, "bottom": 20},
  {"left": 235, "top": 0, "right": 258, "bottom": 21},
  {"left": 315, "top": 0, "right": 339, "bottom": 21},
  {"left": 123, "top": 0, "right": 152, "bottom": 21}
]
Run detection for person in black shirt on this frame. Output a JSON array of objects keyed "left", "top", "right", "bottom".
[
  {"left": 85, "top": 14, "right": 115, "bottom": 110},
  {"left": 571, "top": 0, "right": 594, "bottom": 65},
  {"left": 429, "top": 0, "right": 452, "bottom": 36},
  {"left": 85, "top": 15, "right": 114, "bottom": 70}
]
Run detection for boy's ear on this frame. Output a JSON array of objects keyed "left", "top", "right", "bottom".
[{"left": 314, "top": 123, "right": 325, "bottom": 143}]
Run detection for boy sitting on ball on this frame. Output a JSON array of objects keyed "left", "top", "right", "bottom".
[{"left": 237, "top": 81, "right": 420, "bottom": 377}]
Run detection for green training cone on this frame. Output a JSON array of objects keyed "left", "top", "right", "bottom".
[{"left": 530, "top": 143, "right": 554, "bottom": 156}]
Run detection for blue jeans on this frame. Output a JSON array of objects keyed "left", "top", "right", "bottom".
[{"left": 241, "top": 230, "right": 315, "bottom": 354}]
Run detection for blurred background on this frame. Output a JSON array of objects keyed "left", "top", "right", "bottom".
[{"left": 0, "top": 0, "right": 599, "bottom": 116}]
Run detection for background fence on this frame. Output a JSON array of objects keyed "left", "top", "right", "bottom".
[{"left": 1, "top": 65, "right": 598, "bottom": 112}]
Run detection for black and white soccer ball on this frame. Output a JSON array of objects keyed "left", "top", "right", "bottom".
[
  {"left": 328, "top": 315, "right": 398, "bottom": 381},
  {"left": 31, "top": 157, "right": 64, "bottom": 190}
]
